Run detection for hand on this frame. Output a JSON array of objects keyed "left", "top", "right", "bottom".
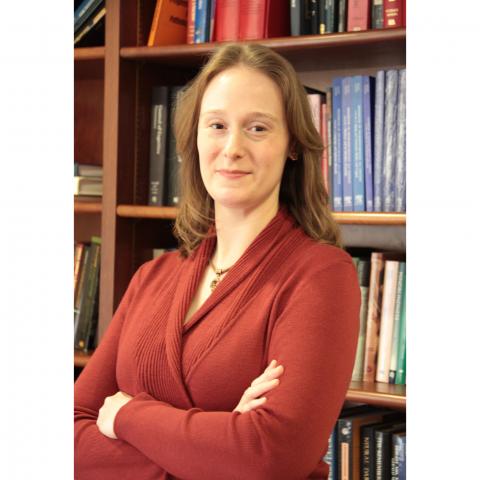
[
  {"left": 233, "top": 360, "right": 284, "bottom": 414},
  {"left": 97, "top": 391, "right": 133, "bottom": 439}
]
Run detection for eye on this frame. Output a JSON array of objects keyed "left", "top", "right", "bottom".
[
  {"left": 209, "top": 122, "right": 225, "bottom": 130},
  {"left": 250, "top": 125, "right": 267, "bottom": 133}
]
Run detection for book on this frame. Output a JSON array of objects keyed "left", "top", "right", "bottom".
[
  {"left": 347, "top": 0, "right": 370, "bottom": 32},
  {"left": 74, "top": 176, "right": 102, "bottom": 196},
  {"left": 382, "top": 69, "right": 399, "bottom": 212},
  {"left": 148, "top": 0, "right": 188, "bottom": 46},
  {"left": 338, "top": 0, "right": 347, "bottom": 32},
  {"left": 383, "top": 0, "right": 403, "bottom": 28},
  {"left": 74, "top": 243, "right": 87, "bottom": 307},
  {"left": 373, "top": 70, "right": 385, "bottom": 211},
  {"left": 363, "top": 76, "right": 375, "bottom": 212},
  {"left": 321, "top": 102, "right": 329, "bottom": 193},
  {"left": 375, "top": 424, "right": 406, "bottom": 479},
  {"left": 149, "top": 86, "right": 169, "bottom": 206},
  {"left": 187, "top": 0, "right": 197, "bottom": 43},
  {"left": 395, "top": 69, "right": 406, "bottom": 212},
  {"left": 371, "top": 0, "right": 383, "bottom": 28},
  {"left": 74, "top": 0, "right": 103, "bottom": 33},
  {"left": 395, "top": 282, "right": 406, "bottom": 385},
  {"left": 324, "top": 0, "right": 338, "bottom": 33},
  {"left": 326, "top": 88, "right": 334, "bottom": 206},
  {"left": 351, "top": 75, "right": 365, "bottom": 211},
  {"left": 324, "top": 427, "right": 337, "bottom": 480},
  {"left": 375, "top": 260, "right": 400, "bottom": 382},
  {"left": 391, "top": 431, "right": 406, "bottom": 480},
  {"left": 215, "top": 0, "right": 240, "bottom": 41},
  {"left": 388, "top": 261, "right": 406, "bottom": 383},
  {"left": 290, "top": 0, "right": 302, "bottom": 36},
  {"left": 209, "top": 0, "right": 217, "bottom": 41},
  {"left": 341, "top": 77, "right": 353, "bottom": 211},
  {"left": 309, "top": 0, "right": 320, "bottom": 35},
  {"left": 238, "top": 0, "right": 290, "bottom": 40},
  {"left": 74, "top": 6, "right": 106, "bottom": 45},
  {"left": 75, "top": 163, "right": 103, "bottom": 177},
  {"left": 332, "top": 78, "right": 343, "bottom": 211},
  {"left": 319, "top": 0, "right": 327, "bottom": 34}
]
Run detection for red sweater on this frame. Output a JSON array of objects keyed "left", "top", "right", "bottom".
[{"left": 74, "top": 208, "right": 360, "bottom": 480}]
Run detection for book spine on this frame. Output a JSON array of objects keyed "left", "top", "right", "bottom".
[
  {"left": 319, "top": 0, "right": 326, "bottom": 34},
  {"left": 341, "top": 76, "right": 353, "bottom": 211},
  {"left": 209, "top": 0, "right": 217, "bottom": 41},
  {"left": 74, "top": 0, "right": 103, "bottom": 32},
  {"left": 394, "top": 280, "right": 407, "bottom": 385},
  {"left": 383, "top": 0, "right": 402, "bottom": 28},
  {"left": 373, "top": 70, "right": 385, "bottom": 211},
  {"left": 239, "top": 0, "right": 266, "bottom": 40},
  {"left": 371, "top": 0, "right": 383, "bottom": 28},
  {"left": 337, "top": 419, "right": 353, "bottom": 480},
  {"left": 324, "top": 0, "right": 337, "bottom": 33},
  {"left": 347, "top": 0, "right": 370, "bottom": 32},
  {"left": 388, "top": 261, "right": 405, "bottom": 383},
  {"left": 363, "top": 76, "right": 375, "bottom": 212},
  {"left": 395, "top": 68, "right": 406, "bottom": 212},
  {"left": 324, "top": 427, "right": 337, "bottom": 480},
  {"left": 391, "top": 433, "right": 402, "bottom": 480},
  {"left": 375, "top": 260, "right": 400, "bottom": 382},
  {"left": 326, "top": 88, "right": 334, "bottom": 207},
  {"left": 338, "top": 0, "right": 347, "bottom": 32},
  {"left": 362, "top": 252, "right": 385, "bottom": 381},
  {"left": 397, "top": 433, "right": 406, "bottom": 480},
  {"left": 74, "top": 245, "right": 91, "bottom": 338},
  {"left": 149, "top": 87, "right": 169, "bottom": 206},
  {"left": 187, "top": 0, "right": 197, "bottom": 44},
  {"left": 74, "top": 243, "right": 85, "bottom": 303},
  {"left": 375, "top": 430, "right": 385, "bottom": 479},
  {"left": 194, "top": 0, "right": 208, "bottom": 42},
  {"left": 361, "top": 426, "right": 373, "bottom": 480},
  {"left": 290, "top": 0, "right": 302, "bottom": 35},
  {"left": 352, "top": 75, "right": 365, "bottom": 211},
  {"left": 166, "top": 87, "right": 184, "bottom": 206},
  {"left": 310, "top": 0, "right": 320, "bottom": 34},
  {"left": 382, "top": 69, "right": 399, "bottom": 212},
  {"left": 351, "top": 285, "right": 369, "bottom": 381},
  {"left": 321, "top": 102, "right": 329, "bottom": 193},
  {"left": 332, "top": 78, "right": 344, "bottom": 211},
  {"left": 215, "top": 0, "right": 240, "bottom": 41}
]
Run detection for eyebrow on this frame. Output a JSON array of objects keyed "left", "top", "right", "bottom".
[{"left": 200, "top": 109, "right": 278, "bottom": 122}]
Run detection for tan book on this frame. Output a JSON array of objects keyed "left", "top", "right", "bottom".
[{"left": 375, "top": 260, "right": 400, "bottom": 383}]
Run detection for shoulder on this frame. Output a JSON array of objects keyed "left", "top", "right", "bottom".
[{"left": 134, "top": 249, "right": 184, "bottom": 285}]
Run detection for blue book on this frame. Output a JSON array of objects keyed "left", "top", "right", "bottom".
[
  {"left": 363, "top": 76, "right": 375, "bottom": 212},
  {"left": 341, "top": 77, "right": 353, "bottom": 211},
  {"left": 323, "top": 427, "right": 337, "bottom": 480},
  {"left": 74, "top": 0, "right": 103, "bottom": 33},
  {"left": 373, "top": 70, "right": 385, "bottom": 211},
  {"left": 332, "top": 78, "right": 343, "bottom": 211},
  {"left": 395, "top": 69, "right": 406, "bottom": 212},
  {"left": 383, "top": 69, "right": 399, "bottom": 212},
  {"left": 194, "top": 0, "right": 209, "bottom": 43},
  {"left": 351, "top": 76, "right": 365, "bottom": 211},
  {"left": 393, "top": 432, "right": 406, "bottom": 480}
]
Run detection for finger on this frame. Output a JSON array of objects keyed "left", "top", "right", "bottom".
[
  {"left": 246, "top": 378, "right": 280, "bottom": 399},
  {"left": 251, "top": 365, "right": 284, "bottom": 387},
  {"left": 244, "top": 397, "right": 267, "bottom": 412}
]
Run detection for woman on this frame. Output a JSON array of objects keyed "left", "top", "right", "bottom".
[{"left": 75, "top": 43, "right": 360, "bottom": 480}]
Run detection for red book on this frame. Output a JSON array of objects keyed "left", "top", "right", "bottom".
[
  {"left": 383, "top": 0, "right": 403, "bottom": 28},
  {"left": 215, "top": 0, "right": 240, "bottom": 42},
  {"left": 238, "top": 0, "right": 289, "bottom": 41},
  {"left": 402, "top": 0, "right": 406, "bottom": 26},
  {"left": 347, "top": 0, "right": 371, "bottom": 32},
  {"left": 187, "top": 0, "right": 196, "bottom": 44}
]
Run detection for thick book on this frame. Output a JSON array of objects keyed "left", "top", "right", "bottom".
[
  {"left": 395, "top": 282, "right": 406, "bottom": 385},
  {"left": 388, "top": 261, "right": 406, "bottom": 383},
  {"left": 371, "top": 0, "right": 383, "bottom": 28},
  {"left": 74, "top": 0, "right": 103, "bottom": 33},
  {"left": 239, "top": 0, "right": 290, "bottom": 40},
  {"left": 215, "top": 0, "right": 240, "bottom": 41},
  {"left": 395, "top": 69, "right": 406, "bottom": 212},
  {"left": 375, "top": 260, "right": 400, "bottom": 383},
  {"left": 187, "top": 0, "right": 196, "bottom": 43},
  {"left": 149, "top": 87, "right": 169, "bottom": 206},
  {"left": 363, "top": 76, "right": 375, "bottom": 212},
  {"left": 383, "top": 0, "right": 402, "bottom": 28},
  {"left": 332, "top": 78, "right": 344, "bottom": 211},
  {"left": 347, "top": 0, "right": 370, "bottom": 32},
  {"left": 166, "top": 87, "right": 185, "bottom": 206},
  {"left": 351, "top": 258, "right": 371, "bottom": 381},
  {"left": 324, "top": 0, "right": 338, "bottom": 33},
  {"left": 382, "top": 69, "right": 399, "bottom": 212},
  {"left": 351, "top": 75, "right": 365, "bottom": 211},
  {"left": 290, "top": 0, "right": 302, "bottom": 36},
  {"left": 375, "top": 424, "right": 406, "bottom": 479},
  {"left": 341, "top": 76, "right": 353, "bottom": 211},
  {"left": 148, "top": 0, "right": 188, "bottom": 46},
  {"left": 391, "top": 431, "right": 406, "bottom": 480},
  {"left": 373, "top": 70, "right": 385, "bottom": 211},
  {"left": 338, "top": 0, "right": 347, "bottom": 32}
]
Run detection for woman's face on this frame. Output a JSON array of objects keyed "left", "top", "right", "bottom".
[{"left": 197, "top": 65, "right": 290, "bottom": 213}]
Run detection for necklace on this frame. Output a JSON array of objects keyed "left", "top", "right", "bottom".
[{"left": 209, "top": 259, "right": 233, "bottom": 292}]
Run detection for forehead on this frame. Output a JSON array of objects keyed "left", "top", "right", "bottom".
[{"left": 200, "top": 66, "right": 285, "bottom": 117}]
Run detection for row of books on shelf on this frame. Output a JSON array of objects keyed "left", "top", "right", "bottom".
[
  {"left": 323, "top": 404, "right": 406, "bottom": 480},
  {"left": 148, "top": 0, "right": 406, "bottom": 47},
  {"left": 74, "top": 0, "right": 105, "bottom": 46},
  {"left": 351, "top": 251, "right": 406, "bottom": 385},
  {"left": 74, "top": 162, "right": 103, "bottom": 197},
  {"left": 74, "top": 237, "right": 101, "bottom": 352}
]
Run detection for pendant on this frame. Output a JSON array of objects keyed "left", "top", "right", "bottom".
[{"left": 210, "top": 278, "right": 219, "bottom": 292}]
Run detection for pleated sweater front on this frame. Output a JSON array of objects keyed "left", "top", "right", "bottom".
[{"left": 74, "top": 207, "right": 361, "bottom": 480}]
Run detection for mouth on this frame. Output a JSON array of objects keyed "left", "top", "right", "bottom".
[{"left": 216, "top": 169, "right": 251, "bottom": 179}]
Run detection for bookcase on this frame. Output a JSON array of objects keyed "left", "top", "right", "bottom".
[{"left": 74, "top": 0, "right": 406, "bottom": 412}]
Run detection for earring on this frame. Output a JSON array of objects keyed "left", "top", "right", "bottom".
[{"left": 290, "top": 152, "right": 298, "bottom": 161}]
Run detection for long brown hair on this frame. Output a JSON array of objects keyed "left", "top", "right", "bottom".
[{"left": 173, "top": 43, "right": 342, "bottom": 257}]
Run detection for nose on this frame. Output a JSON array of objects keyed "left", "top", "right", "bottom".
[{"left": 223, "top": 128, "right": 245, "bottom": 160}]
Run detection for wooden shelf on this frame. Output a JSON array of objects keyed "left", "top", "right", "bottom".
[
  {"left": 74, "top": 46, "right": 105, "bottom": 61},
  {"left": 120, "top": 28, "right": 406, "bottom": 68},
  {"left": 75, "top": 198, "right": 102, "bottom": 214},
  {"left": 346, "top": 381, "right": 406, "bottom": 410},
  {"left": 74, "top": 350, "right": 93, "bottom": 368},
  {"left": 116, "top": 205, "right": 404, "bottom": 225}
]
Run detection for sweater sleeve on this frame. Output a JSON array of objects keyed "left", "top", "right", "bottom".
[
  {"left": 113, "top": 260, "right": 361, "bottom": 480},
  {"left": 74, "top": 263, "right": 165, "bottom": 480}
]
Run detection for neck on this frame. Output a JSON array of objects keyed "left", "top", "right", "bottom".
[{"left": 212, "top": 199, "right": 280, "bottom": 269}]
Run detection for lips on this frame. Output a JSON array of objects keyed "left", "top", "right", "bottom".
[{"left": 216, "top": 169, "right": 250, "bottom": 179}]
